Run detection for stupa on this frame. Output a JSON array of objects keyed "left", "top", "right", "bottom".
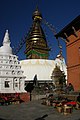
[
  {"left": 20, "top": 8, "right": 67, "bottom": 86},
  {"left": 0, "top": 30, "right": 26, "bottom": 94}
]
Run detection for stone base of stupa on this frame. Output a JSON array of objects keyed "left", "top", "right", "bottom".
[
  {"left": 0, "top": 92, "right": 30, "bottom": 103},
  {"left": 19, "top": 92, "right": 30, "bottom": 102}
]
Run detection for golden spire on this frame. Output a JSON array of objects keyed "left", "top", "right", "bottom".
[{"left": 25, "top": 8, "right": 50, "bottom": 59}]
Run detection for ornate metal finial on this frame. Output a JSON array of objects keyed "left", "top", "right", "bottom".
[{"left": 32, "top": 7, "right": 42, "bottom": 20}]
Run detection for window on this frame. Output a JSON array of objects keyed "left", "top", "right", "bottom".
[
  {"left": 17, "top": 71, "right": 20, "bottom": 75},
  {"left": 9, "top": 60, "right": 13, "bottom": 64},
  {"left": 6, "top": 61, "right": 8, "bottom": 63},
  {"left": 15, "top": 79, "right": 17, "bottom": 81},
  {"left": 5, "top": 81, "right": 10, "bottom": 88},
  {"left": 6, "top": 66, "right": 8, "bottom": 68},
  {"left": 1, "top": 61, "right": 3, "bottom": 63},
  {"left": 15, "top": 66, "right": 17, "bottom": 69},
  {"left": 14, "top": 77, "right": 17, "bottom": 81},
  {"left": 14, "top": 56, "right": 16, "bottom": 59},
  {"left": 12, "top": 70, "right": 15, "bottom": 75},
  {"left": 20, "top": 77, "right": 22, "bottom": 80},
  {"left": 9, "top": 56, "right": 11, "bottom": 59},
  {"left": 15, "top": 83, "right": 18, "bottom": 87},
  {"left": 0, "top": 65, "right": 2, "bottom": 68},
  {"left": 6, "top": 72, "right": 8, "bottom": 75},
  {"left": 14, "top": 61, "right": 17, "bottom": 64},
  {"left": 10, "top": 65, "right": 13, "bottom": 69}
]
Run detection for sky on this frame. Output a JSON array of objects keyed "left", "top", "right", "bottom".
[{"left": 0, "top": 0, "right": 80, "bottom": 61}]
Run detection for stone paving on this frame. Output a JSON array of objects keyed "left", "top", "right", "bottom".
[{"left": 0, "top": 100, "right": 80, "bottom": 120}]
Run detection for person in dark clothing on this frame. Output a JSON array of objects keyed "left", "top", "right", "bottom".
[
  {"left": 76, "top": 93, "right": 80, "bottom": 109},
  {"left": 66, "top": 83, "right": 74, "bottom": 93},
  {"left": 77, "top": 93, "right": 80, "bottom": 103}
]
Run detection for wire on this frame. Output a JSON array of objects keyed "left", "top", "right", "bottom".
[
  {"left": 42, "top": 18, "right": 57, "bottom": 35},
  {"left": 42, "top": 18, "right": 63, "bottom": 52}
]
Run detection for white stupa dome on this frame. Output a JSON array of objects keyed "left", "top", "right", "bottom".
[
  {"left": 20, "top": 59, "right": 55, "bottom": 82},
  {"left": 20, "top": 59, "right": 67, "bottom": 82}
]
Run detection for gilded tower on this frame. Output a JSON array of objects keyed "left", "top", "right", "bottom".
[{"left": 25, "top": 8, "right": 50, "bottom": 59}]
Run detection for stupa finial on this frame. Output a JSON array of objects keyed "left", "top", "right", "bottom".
[
  {"left": 3, "top": 29, "right": 10, "bottom": 45},
  {"left": 32, "top": 7, "right": 42, "bottom": 20}
]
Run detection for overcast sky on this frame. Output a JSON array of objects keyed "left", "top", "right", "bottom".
[{"left": 0, "top": 0, "right": 80, "bottom": 60}]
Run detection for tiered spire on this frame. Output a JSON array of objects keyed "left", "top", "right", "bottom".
[
  {"left": 3, "top": 30, "right": 10, "bottom": 45},
  {"left": 25, "top": 8, "right": 50, "bottom": 59},
  {"left": 0, "top": 30, "right": 12, "bottom": 54}
]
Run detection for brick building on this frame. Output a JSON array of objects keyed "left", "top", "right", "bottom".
[{"left": 55, "top": 15, "right": 80, "bottom": 91}]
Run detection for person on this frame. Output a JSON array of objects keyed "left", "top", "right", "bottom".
[
  {"left": 76, "top": 93, "right": 80, "bottom": 109},
  {"left": 77, "top": 93, "right": 80, "bottom": 103},
  {"left": 66, "top": 83, "right": 74, "bottom": 93}
]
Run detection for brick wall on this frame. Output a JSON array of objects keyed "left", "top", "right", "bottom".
[{"left": 66, "top": 30, "right": 80, "bottom": 91}]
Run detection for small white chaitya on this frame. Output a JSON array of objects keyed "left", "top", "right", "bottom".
[
  {"left": 0, "top": 30, "right": 26, "bottom": 93},
  {"left": 55, "top": 54, "right": 67, "bottom": 80}
]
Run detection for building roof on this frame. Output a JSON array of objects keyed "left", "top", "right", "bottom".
[{"left": 55, "top": 15, "right": 80, "bottom": 39}]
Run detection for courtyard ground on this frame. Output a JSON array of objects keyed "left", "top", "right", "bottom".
[{"left": 0, "top": 100, "right": 80, "bottom": 120}]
